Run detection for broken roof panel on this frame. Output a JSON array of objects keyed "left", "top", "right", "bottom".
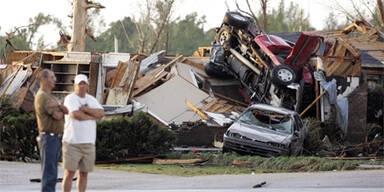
[
  {"left": 174, "top": 62, "right": 205, "bottom": 86},
  {"left": 140, "top": 50, "right": 165, "bottom": 75},
  {"left": 0, "top": 69, "right": 32, "bottom": 96},
  {"left": 135, "top": 75, "right": 210, "bottom": 124}
]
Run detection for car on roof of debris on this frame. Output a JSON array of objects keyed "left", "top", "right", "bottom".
[
  {"left": 206, "top": 11, "right": 330, "bottom": 110},
  {"left": 223, "top": 103, "right": 307, "bottom": 157}
]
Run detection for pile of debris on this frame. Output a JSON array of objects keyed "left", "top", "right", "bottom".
[
  {"left": 0, "top": 49, "right": 247, "bottom": 147},
  {"left": 0, "top": 14, "right": 383, "bottom": 158}
]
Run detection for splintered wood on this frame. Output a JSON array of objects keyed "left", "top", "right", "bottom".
[
  {"left": 132, "top": 55, "right": 183, "bottom": 97},
  {"left": 200, "top": 97, "right": 244, "bottom": 114},
  {"left": 321, "top": 38, "right": 361, "bottom": 77},
  {"left": 106, "top": 56, "right": 141, "bottom": 105}
]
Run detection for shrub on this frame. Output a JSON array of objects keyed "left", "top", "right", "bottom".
[
  {"left": 96, "top": 112, "right": 176, "bottom": 160},
  {"left": 303, "top": 118, "right": 344, "bottom": 154},
  {"left": 0, "top": 97, "right": 39, "bottom": 160}
]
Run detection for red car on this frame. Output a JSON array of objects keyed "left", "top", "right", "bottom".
[{"left": 206, "top": 12, "right": 330, "bottom": 110}]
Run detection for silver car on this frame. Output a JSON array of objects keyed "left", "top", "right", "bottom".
[{"left": 223, "top": 104, "right": 307, "bottom": 157}]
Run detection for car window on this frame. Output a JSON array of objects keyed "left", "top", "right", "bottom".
[{"left": 238, "top": 109, "right": 292, "bottom": 134}]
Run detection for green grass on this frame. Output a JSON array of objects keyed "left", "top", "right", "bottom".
[
  {"left": 97, "top": 164, "right": 275, "bottom": 176},
  {"left": 96, "top": 152, "right": 384, "bottom": 176}
]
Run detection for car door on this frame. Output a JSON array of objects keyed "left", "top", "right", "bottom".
[{"left": 290, "top": 115, "right": 305, "bottom": 155}]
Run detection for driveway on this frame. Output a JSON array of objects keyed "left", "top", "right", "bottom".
[{"left": 1, "top": 161, "right": 383, "bottom": 192}]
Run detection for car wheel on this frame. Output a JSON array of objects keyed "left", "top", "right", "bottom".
[
  {"left": 223, "top": 12, "right": 249, "bottom": 29},
  {"left": 215, "top": 26, "right": 232, "bottom": 47},
  {"left": 271, "top": 65, "right": 296, "bottom": 86},
  {"left": 205, "top": 62, "right": 231, "bottom": 78}
]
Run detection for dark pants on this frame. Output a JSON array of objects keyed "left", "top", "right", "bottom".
[{"left": 38, "top": 134, "right": 62, "bottom": 192}]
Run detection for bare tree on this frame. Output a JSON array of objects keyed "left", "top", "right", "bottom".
[
  {"left": 260, "top": 0, "right": 268, "bottom": 32},
  {"left": 134, "top": 0, "right": 153, "bottom": 54},
  {"left": 378, "top": 0, "right": 384, "bottom": 26},
  {"left": 331, "top": 0, "right": 382, "bottom": 26},
  {"left": 149, "top": 0, "right": 174, "bottom": 54},
  {"left": 68, "top": 0, "right": 104, "bottom": 52},
  {"left": 236, "top": 0, "right": 263, "bottom": 33},
  {"left": 133, "top": 0, "right": 174, "bottom": 54}
]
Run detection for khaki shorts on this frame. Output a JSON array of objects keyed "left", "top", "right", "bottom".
[{"left": 62, "top": 142, "right": 95, "bottom": 172}]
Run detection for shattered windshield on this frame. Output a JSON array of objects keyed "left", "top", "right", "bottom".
[{"left": 238, "top": 109, "right": 292, "bottom": 134}]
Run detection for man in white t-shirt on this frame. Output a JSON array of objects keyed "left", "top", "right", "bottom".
[{"left": 62, "top": 74, "right": 104, "bottom": 192}]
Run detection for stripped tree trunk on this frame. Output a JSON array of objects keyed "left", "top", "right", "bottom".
[
  {"left": 378, "top": 0, "right": 384, "bottom": 26},
  {"left": 68, "top": 0, "right": 87, "bottom": 52},
  {"left": 260, "top": 0, "right": 268, "bottom": 32},
  {"left": 68, "top": 0, "right": 104, "bottom": 52}
]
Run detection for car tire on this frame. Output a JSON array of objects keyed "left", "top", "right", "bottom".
[
  {"left": 271, "top": 65, "right": 296, "bottom": 86},
  {"left": 205, "top": 62, "right": 230, "bottom": 78},
  {"left": 223, "top": 12, "right": 249, "bottom": 29},
  {"left": 215, "top": 26, "right": 232, "bottom": 48}
]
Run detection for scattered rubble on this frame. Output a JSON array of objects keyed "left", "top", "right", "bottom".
[{"left": 0, "top": 13, "right": 383, "bottom": 159}]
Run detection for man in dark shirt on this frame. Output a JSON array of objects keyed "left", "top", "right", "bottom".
[{"left": 34, "top": 69, "right": 68, "bottom": 192}]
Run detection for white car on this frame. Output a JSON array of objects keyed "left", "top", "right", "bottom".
[{"left": 223, "top": 104, "right": 307, "bottom": 157}]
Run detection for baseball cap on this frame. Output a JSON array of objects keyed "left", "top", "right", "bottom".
[{"left": 74, "top": 74, "right": 89, "bottom": 84}]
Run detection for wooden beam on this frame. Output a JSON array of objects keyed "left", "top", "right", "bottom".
[
  {"left": 300, "top": 91, "right": 327, "bottom": 117},
  {"left": 337, "top": 37, "right": 361, "bottom": 57},
  {"left": 153, "top": 158, "right": 204, "bottom": 165},
  {"left": 185, "top": 99, "right": 210, "bottom": 120}
]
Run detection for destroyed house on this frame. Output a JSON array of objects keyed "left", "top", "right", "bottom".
[
  {"left": 275, "top": 25, "right": 384, "bottom": 143},
  {"left": 1, "top": 21, "right": 383, "bottom": 146}
]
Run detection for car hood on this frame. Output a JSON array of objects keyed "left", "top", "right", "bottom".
[{"left": 228, "top": 121, "right": 292, "bottom": 144}]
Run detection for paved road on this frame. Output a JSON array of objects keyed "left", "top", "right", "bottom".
[{"left": 1, "top": 161, "right": 383, "bottom": 192}]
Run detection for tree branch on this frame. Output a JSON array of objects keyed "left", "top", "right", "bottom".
[
  {"left": 378, "top": 0, "right": 384, "bottom": 26},
  {"left": 333, "top": 0, "right": 355, "bottom": 22},
  {"left": 240, "top": 0, "right": 263, "bottom": 33},
  {"left": 149, "top": 0, "right": 174, "bottom": 53},
  {"left": 120, "top": 20, "right": 136, "bottom": 49},
  {"left": 86, "top": 0, "right": 105, "bottom": 10},
  {"left": 85, "top": 28, "right": 96, "bottom": 41}
]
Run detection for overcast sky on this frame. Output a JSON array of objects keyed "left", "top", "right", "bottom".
[{"left": 0, "top": 0, "right": 338, "bottom": 48}]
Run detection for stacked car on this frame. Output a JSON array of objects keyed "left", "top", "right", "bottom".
[{"left": 206, "top": 12, "right": 330, "bottom": 110}]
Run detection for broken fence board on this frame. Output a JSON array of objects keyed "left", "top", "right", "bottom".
[{"left": 153, "top": 158, "right": 203, "bottom": 165}]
